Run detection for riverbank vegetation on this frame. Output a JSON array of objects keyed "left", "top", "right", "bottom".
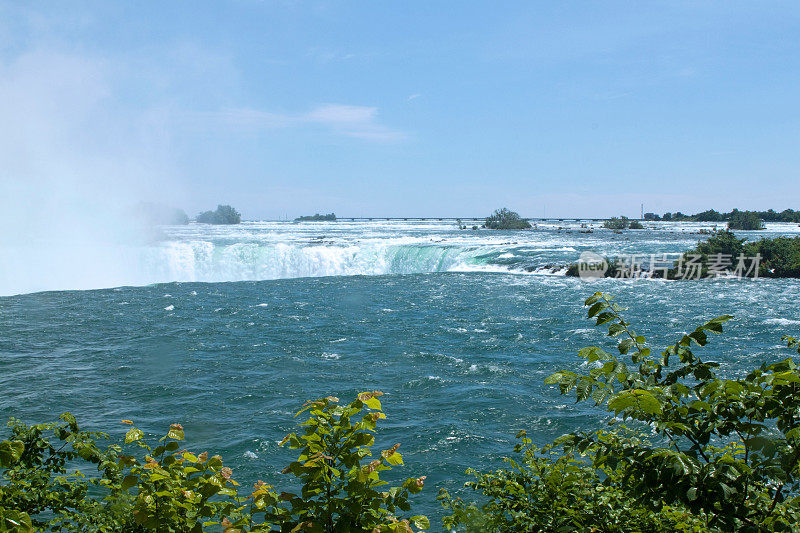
[
  {"left": 440, "top": 293, "right": 800, "bottom": 531},
  {"left": 651, "top": 208, "right": 798, "bottom": 226},
  {"left": 684, "top": 230, "right": 800, "bottom": 278},
  {"left": 295, "top": 213, "right": 337, "bottom": 222},
  {"left": 484, "top": 208, "right": 531, "bottom": 229},
  {"left": 196, "top": 205, "right": 242, "bottom": 225},
  {"left": 566, "top": 231, "right": 800, "bottom": 279},
  {"left": 0, "top": 393, "right": 427, "bottom": 532},
  {"left": 728, "top": 210, "right": 766, "bottom": 230},
  {"left": 603, "top": 216, "right": 644, "bottom": 230}
]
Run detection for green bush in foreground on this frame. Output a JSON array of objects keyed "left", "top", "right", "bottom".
[
  {"left": 441, "top": 292, "right": 800, "bottom": 531},
  {"left": 0, "top": 393, "right": 427, "bottom": 533}
]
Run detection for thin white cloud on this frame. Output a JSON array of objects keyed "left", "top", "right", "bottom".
[
  {"left": 195, "top": 103, "right": 405, "bottom": 142},
  {"left": 307, "top": 103, "right": 375, "bottom": 123},
  {"left": 305, "top": 47, "right": 357, "bottom": 63},
  {"left": 307, "top": 104, "right": 404, "bottom": 141}
]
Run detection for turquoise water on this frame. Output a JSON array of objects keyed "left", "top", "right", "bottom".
[{"left": 2, "top": 221, "right": 800, "bottom": 524}]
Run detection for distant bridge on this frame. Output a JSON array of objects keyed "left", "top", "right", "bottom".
[{"left": 335, "top": 217, "right": 610, "bottom": 222}]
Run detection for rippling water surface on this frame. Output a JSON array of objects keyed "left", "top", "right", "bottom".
[{"left": 2, "top": 221, "right": 800, "bottom": 523}]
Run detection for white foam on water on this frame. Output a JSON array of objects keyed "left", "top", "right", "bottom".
[{"left": 765, "top": 318, "right": 800, "bottom": 326}]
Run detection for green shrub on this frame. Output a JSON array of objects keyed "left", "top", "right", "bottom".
[
  {"left": 295, "top": 213, "right": 336, "bottom": 222},
  {"left": 0, "top": 413, "right": 134, "bottom": 532},
  {"left": 604, "top": 216, "right": 636, "bottom": 230},
  {"left": 669, "top": 231, "right": 800, "bottom": 279},
  {"left": 693, "top": 209, "right": 725, "bottom": 222},
  {"left": 743, "top": 236, "right": 800, "bottom": 278},
  {"left": 273, "top": 392, "right": 428, "bottom": 532},
  {"left": 439, "top": 428, "right": 699, "bottom": 532},
  {"left": 196, "top": 205, "right": 241, "bottom": 224},
  {"left": 443, "top": 292, "right": 800, "bottom": 531},
  {"left": 0, "top": 393, "right": 427, "bottom": 533},
  {"left": 728, "top": 210, "right": 765, "bottom": 230},
  {"left": 666, "top": 229, "right": 747, "bottom": 278},
  {"left": 484, "top": 208, "right": 531, "bottom": 230}
]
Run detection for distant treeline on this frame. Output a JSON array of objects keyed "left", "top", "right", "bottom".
[
  {"left": 645, "top": 208, "right": 800, "bottom": 223},
  {"left": 196, "top": 205, "right": 241, "bottom": 225},
  {"left": 294, "top": 213, "right": 336, "bottom": 222},
  {"left": 567, "top": 230, "right": 800, "bottom": 279}
]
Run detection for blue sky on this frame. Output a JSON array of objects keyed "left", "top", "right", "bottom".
[{"left": 1, "top": 1, "right": 799, "bottom": 219}]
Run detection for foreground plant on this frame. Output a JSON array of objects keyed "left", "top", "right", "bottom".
[
  {"left": 442, "top": 292, "right": 800, "bottom": 531},
  {"left": 0, "top": 392, "right": 427, "bottom": 532},
  {"left": 0, "top": 413, "right": 133, "bottom": 532},
  {"left": 269, "top": 392, "right": 428, "bottom": 532}
]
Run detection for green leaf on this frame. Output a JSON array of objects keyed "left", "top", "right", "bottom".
[
  {"left": 0, "top": 510, "right": 33, "bottom": 532},
  {"left": 0, "top": 439, "right": 24, "bottom": 467},
  {"left": 167, "top": 426, "right": 184, "bottom": 441},
  {"left": 576, "top": 379, "right": 593, "bottom": 402},
  {"left": 125, "top": 427, "right": 144, "bottom": 444},
  {"left": 121, "top": 474, "right": 138, "bottom": 491},
  {"left": 689, "top": 330, "right": 708, "bottom": 346},
  {"left": 584, "top": 293, "right": 601, "bottom": 306},
  {"left": 558, "top": 372, "right": 578, "bottom": 394},
  {"left": 60, "top": 412, "right": 78, "bottom": 431},
  {"left": 720, "top": 482, "right": 737, "bottom": 501},
  {"left": 544, "top": 372, "right": 564, "bottom": 385},
  {"left": 705, "top": 315, "right": 733, "bottom": 333},
  {"left": 618, "top": 338, "right": 634, "bottom": 355},
  {"left": 607, "top": 323, "right": 625, "bottom": 336},
  {"left": 688, "top": 400, "right": 711, "bottom": 412},
  {"left": 592, "top": 387, "right": 611, "bottom": 405},
  {"left": 607, "top": 390, "right": 662, "bottom": 416},
  {"left": 410, "top": 515, "right": 430, "bottom": 530},
  {"left": 596, "top": 312, "right": 616, "bottom": 326},
  {"left": 578, "top": 347, "right": 605, "bottom": 362},
  {"left": 363, "top": 397, "right": 382, "bottom": 410},
  {"left": 588, "top": 301, "right": 606, "bottom": 318},
  {"left": 385, "top": 451, "right": 404, "bottom": 466}
]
